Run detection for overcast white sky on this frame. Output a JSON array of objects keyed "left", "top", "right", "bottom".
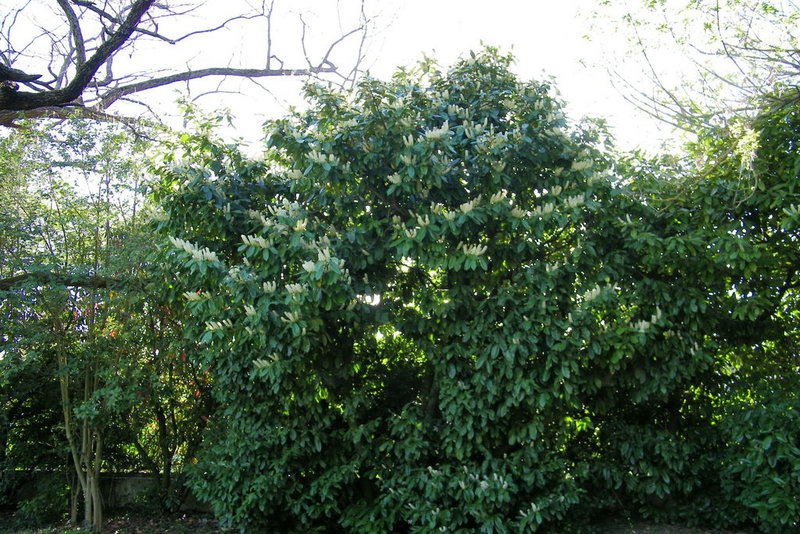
[
  {"left": 3, "top": 0, "right": 678, "bottom": 150},
  {"left": 201, "top": 0, "right": 676, "bottom": 152},
  {"left": 371, "top": 1, "right": 651, "bottom": 142}
]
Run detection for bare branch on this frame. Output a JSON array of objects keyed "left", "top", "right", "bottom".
[
  {"left": 56, "top": 0, "right": 86, "bottom": 66},
  {"left": 0, "top": 271, "right": 127, "bottom": 292},
  {"left": 265, "top": 0, "right": 275, "bottom": 69},
  {"left": 1, "top": 0, "right": 156, "bottom": 111},
  {"left": 96, "top": 65, "right": 337, "bottom": 109},
  {"left": 0, "top": 0, "right": 375, "bottom": 125}
]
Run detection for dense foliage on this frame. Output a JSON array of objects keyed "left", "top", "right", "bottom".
[{"left": 150, "top": 49, "right": 800, "bottom": 532}]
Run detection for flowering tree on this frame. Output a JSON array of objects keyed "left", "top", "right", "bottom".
[{"left": 152, "top": 50, "right": 719, "bottom": 531}]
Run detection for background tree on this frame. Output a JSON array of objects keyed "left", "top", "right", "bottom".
[
  {"left": 0, "top": 0, "right": 373, "bottom": 125},
  {"left": 589, "top": 0, "right": 800, "bottom": 134},
  {"left": 585, "top": 3, "right": 800, "bottom": 527},
  {"left": 0, "top": 118, "right": 207, "bottom": 530},
  {"left": 611, "top": 93, "right": 800, "bottom": 530}
]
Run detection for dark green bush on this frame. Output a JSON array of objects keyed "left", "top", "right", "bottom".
[
  {"left": 13, "top": 473, "right": 68, "bottom": 529},
  {"left": 719, "top": 382, "right": 800, "bottom": 532}
]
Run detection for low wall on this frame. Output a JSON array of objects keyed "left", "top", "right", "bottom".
[{"left": 3, "top": 471, "right": 209, "bottom": 512}]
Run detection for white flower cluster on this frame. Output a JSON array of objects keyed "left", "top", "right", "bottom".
[
  {"left": 583, "top": 286, "right": 603, "bottom": 302},
  {"left": 183, "top": 290, "right": 211, "bottom": 302},
  {"left": 586, "top": 173, "right": 604, "bottom": 186},
  {"left": 564, "top": 194, "right": 585, "bottom": 209},
  {"left": 533, "top": 202, "right": 555, "bottom": 216},
  {"left": 399, "top": 154, "right": 417, "bottom": 166},
  {"left": 414, "top": 212, "right": 431, "bottom": 228},
  {"left": 285, "top": 169, "right": 304, "bottom": 181},
  {"left": 388, "top": 172, "right": 402, "bottom": 184},
  {"left": 459, "top": 242, "right": 488, "bottom": 257},
  {"left": 241, "top": 234, "right": 271, "bottom": 249},
  {"left": 633, "top": 307, "right": 663, "bottom": 333},
  {"left": 582, "top": 284, "right": 618, "bottom": 304},
  {"left": 267, "top": 199, "right": 303, "bottom": 219},
  {"left": 227, "top": 266, "right": 248, "bottom": 284},
  {"left": 476, "top": 130, "right": 508, "bottom": 153},
  {"left": 545, "top": 262, "right": 562, "bottom": 273},
  {"left": 571, "top": 159, "right": 594, "bottom": 172},
  {"left": 247, "top": 210, "right": 271, "bottom": 227},
  {"left": 285, "top": 283, "right": 307, "bottom": 296},
  {"left": 281, "top": 311, "right": 302, "bottom": 324},
  {"left": 302, "top": 245, "right": 347, "bottom": 279},
  {"left": 462, "top": 117, "right": 488, "bottom": 139},
  {"left": 431, "top": 89, "right": 450, "bottom": 102},
  {"left": 205, "top": 319, "right": 233, "bottom": 332},
  {"left": 149, "top": 209, "right": 169, "bottom": 222},
  {"left": 447, "top": 104, "right": 467, "bottom": 117},
  {"left": 262, "top": 281, "right": 277, "bottom": 293},
  {"left": 490, "top": 190, "right": 508, "bottom": 204},
  {"left": 168, "top": 236, "right": 218, "bottom": 263},
  {"left": 424, "top": 121, "right": 450, "bottom": 141},
  {"left": 456, "top": 469, "right": 510, "bottom": 491},
  {"left": 308, "top": 149, "right": 339, "bottom": 166},
  {"left": 459, "top": 195, "right": 482, "bottom": 214},
  {"left": 253, "top": 353, "right": 279, "bottom": 369},
  {"left": 510, "top": 200, "right": 556, "bottom": 219},
  {"left": 400, "top": 116, "right": 417, "bottom": 129},
  {"left": 430, "top": 154, "right": 453, "bottom": 173},
  {"left": 243, "top": 304, "right": 257, "bottom": 317},
  {"left": 420, "top": 205, "right": 452, "bottom": 226}
]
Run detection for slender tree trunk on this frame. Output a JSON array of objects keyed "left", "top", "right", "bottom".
[
  {"left": 90, "top": 433, "right": 103, "bottom": 529},
  {"left": 69, "top": 481, "right": 79, "bottom": 525},
  {"left": 57, "top": 337, "right": 89, "bottom": 527}
]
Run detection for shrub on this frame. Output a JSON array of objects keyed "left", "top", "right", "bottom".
[{"left": 153, "top": 49, "right": 744, "bottom": 532}]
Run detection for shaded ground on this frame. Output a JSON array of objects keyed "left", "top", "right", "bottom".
[
  {"left": 0, "top": 512, "right": 229, "bottom": 533},
  {"left": 0, "top": 512, "right": 752, "bottom": 533}
]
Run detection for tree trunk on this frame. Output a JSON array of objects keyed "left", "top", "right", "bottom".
[{"left": 70, "top": 485, "right": 79, "bottom": 525}]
